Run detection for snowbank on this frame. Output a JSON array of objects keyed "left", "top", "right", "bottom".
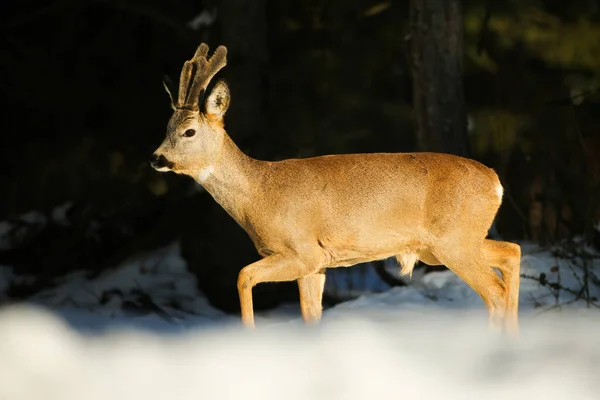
[{"left": 0, "top": 305, "right": 598, "bottom": 400}]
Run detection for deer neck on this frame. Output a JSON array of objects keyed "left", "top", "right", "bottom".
[{"left": 194, "top": 133, "right": 263, "bottom": 223}]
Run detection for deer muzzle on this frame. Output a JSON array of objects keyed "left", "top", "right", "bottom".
[{"left": 149, "top": 153, "right": 174, "bottom": 172}]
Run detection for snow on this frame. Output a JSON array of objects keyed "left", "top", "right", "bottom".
[
  {"left": 326, "top": 261, "right": 391, "bottom": 299},
  {"left": 0, "top": 208, "right": 55, "bottom": 250},
  {"left": 0, "top": 305, "right": 599, "bottom": 400},
  {"left": 0, "top": 215, "right": 599, "bottom": 399},
  {"left": 23, "top": 242, "right": 235, "bottom": 333}
]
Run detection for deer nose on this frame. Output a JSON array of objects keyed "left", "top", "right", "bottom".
[{"left": 149, "top": 153, "right": 173, "bottom": 170}]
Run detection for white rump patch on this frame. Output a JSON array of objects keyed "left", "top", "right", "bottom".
[
  {"left": 197, "top": 166, "right": 214, "bottom": 183},
  {"left": 496, "top": 182, "right": 504, "bottom": 200}
]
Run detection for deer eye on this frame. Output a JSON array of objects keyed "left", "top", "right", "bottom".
[{"left": 183, "top": 129, "right": 196, "bottom": 137}]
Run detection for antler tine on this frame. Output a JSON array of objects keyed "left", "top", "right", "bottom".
[
  {"left": 193, "top": 43, "right": 210, "bottom": 60},
  {"left": 177, "top": 61, "right": 195, "bottom": 108},
  {"left": 184, "top": 45, "right": 228, "bottom": 109},
  {"left": 176, "top": 43, "right": 209, "bottom": 109}
]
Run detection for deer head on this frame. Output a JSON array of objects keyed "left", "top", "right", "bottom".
[{"left": 150, "top": 43, "right": 230, "bottom": 178}]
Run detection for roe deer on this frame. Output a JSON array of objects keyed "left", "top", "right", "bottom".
[{"left": 150, "top": 43, "right": 521, "bottom": 333}]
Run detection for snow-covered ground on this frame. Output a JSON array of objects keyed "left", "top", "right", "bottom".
[
  {"left": 1, "top": 303, "right": 599, "bottom": 400},
  {"left": 0, "top": 216, "right": 599, "bottom": 399}
]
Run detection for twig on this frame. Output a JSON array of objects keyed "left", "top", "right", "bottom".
[
  {"left": 521, "top": 273, "right": 581, "bottom": 297},
  {"left": 564, "top": 257, "right": 583, "bottom": 288}
]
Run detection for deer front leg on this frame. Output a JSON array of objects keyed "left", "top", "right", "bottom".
[
  {"left": 298, "top": 271, "right": 326, "bottom": 324},
  {"left": 237, "top": 253, "right": 317, "bottom": 328}
]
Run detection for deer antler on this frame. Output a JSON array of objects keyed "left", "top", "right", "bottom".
[{"left": 176, "top": 43, "right": 227, "bottom": 111}]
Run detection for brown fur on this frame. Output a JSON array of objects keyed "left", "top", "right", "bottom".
[{"left": 152, "top": 43, "right": 521, "bottom": 334}]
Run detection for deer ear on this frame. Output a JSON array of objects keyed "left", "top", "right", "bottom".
[
  {"left": 162, "top": 75, "right": 177, "bottom": 110},
  {"left": 205, "top": 80, "right": 230, "bottom": 118}
]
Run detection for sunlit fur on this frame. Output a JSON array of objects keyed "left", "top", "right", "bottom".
[
  {"left": 154, "top": 109, "right": 226, "bottom": 176},
  {"left": 152, "top": 43, "right": 522, "bottom": 335}
]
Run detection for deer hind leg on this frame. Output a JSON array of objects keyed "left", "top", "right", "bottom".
[
  {"left": 482, "top": 239, "right": 521, "bottom": 335},
  {"left": 419, "top": 250, "right": 442, "bottom": 266},
  {"left": 433, "top": 248, "right": 507, "bottom": 332},
  {"left": 297, "top": 271, "right": 326, "bottom": 324},
  {"left": 238, "top": 253, "right": 318, "bottom": 328}
]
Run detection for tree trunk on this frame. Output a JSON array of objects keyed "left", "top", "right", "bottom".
[{"left": 409, "top": 0, "right": 468, "bottom": 156}]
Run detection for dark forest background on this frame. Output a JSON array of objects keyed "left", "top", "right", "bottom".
[{"left": 1, "top": 0, "right": 599, "bottom": 312}]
